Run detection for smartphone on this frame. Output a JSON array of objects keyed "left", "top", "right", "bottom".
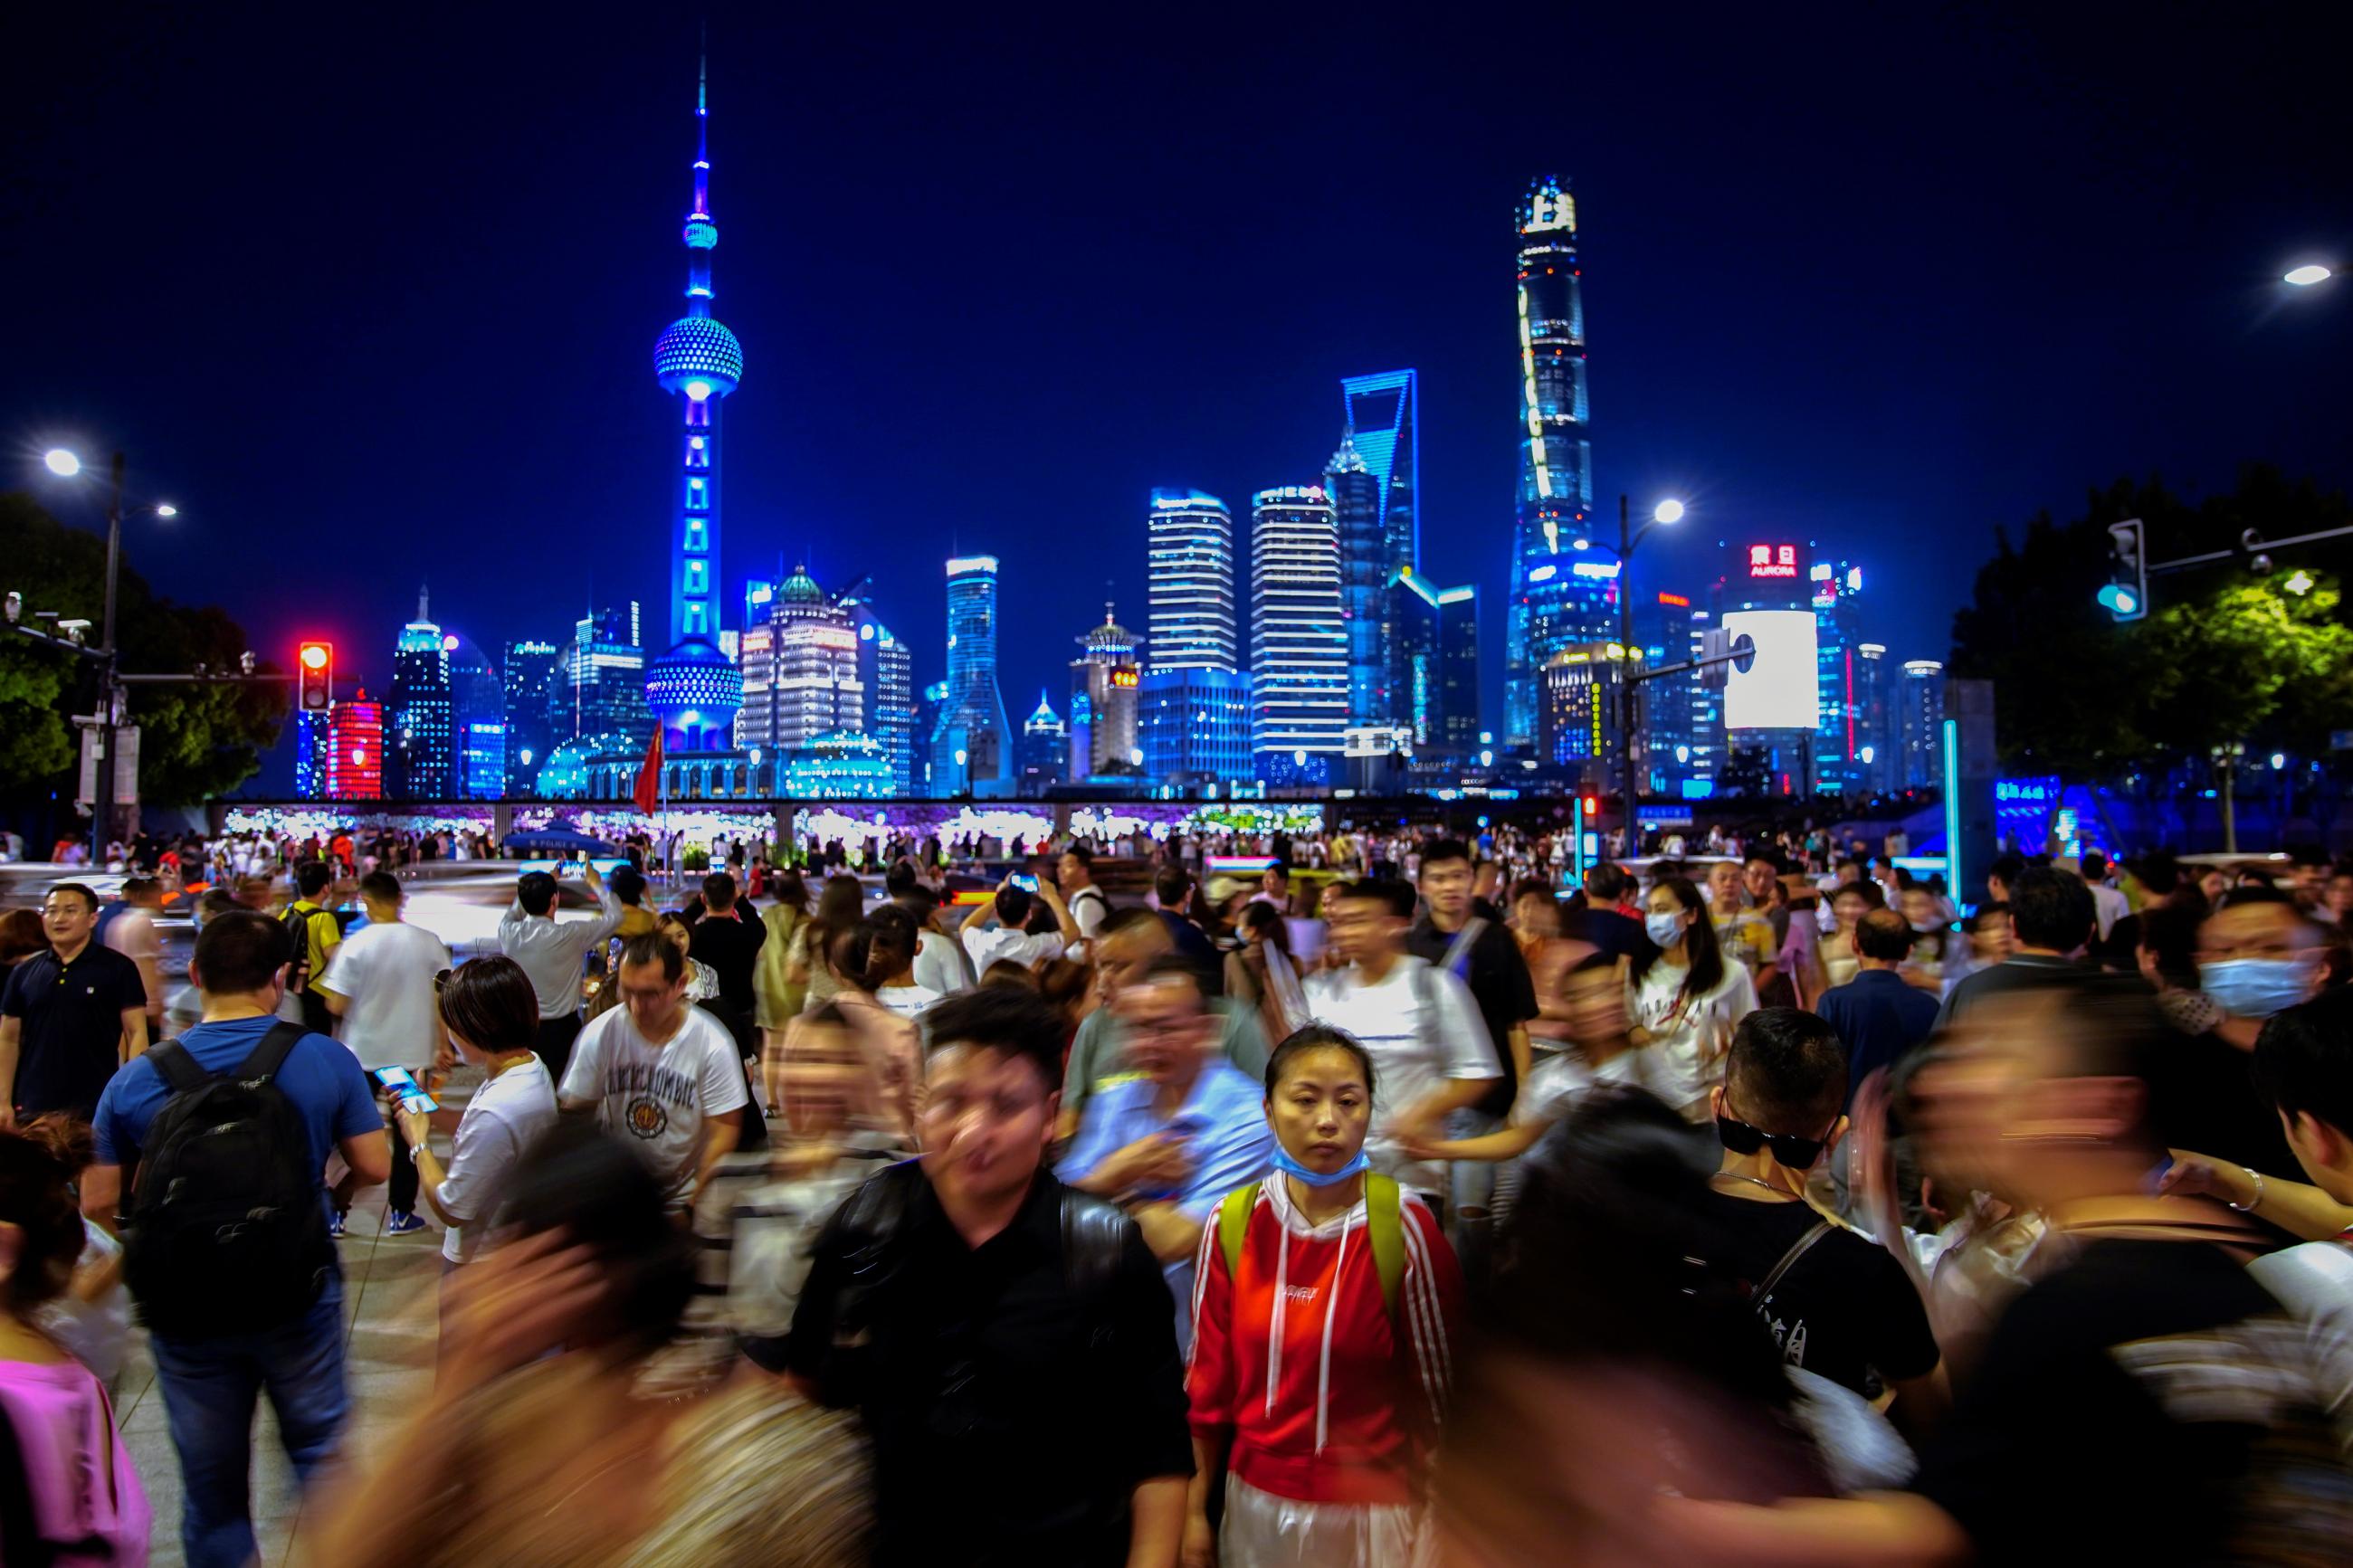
[
  {"left": 1011, "top": 873, "right": 1039, "bottom": 892},
  {"left": 370, "top": 1066, "right": 438, "bottom": 1116}
]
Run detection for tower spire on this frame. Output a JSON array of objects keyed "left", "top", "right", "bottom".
[{"left": 682, "top": 35, "right": 716, "bottom": 311}]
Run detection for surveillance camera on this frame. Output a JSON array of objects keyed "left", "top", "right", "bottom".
[
  {"left": 240, "top": 651, "right": 256, "bottom": 675},
  {"left": 56, "top": 618, "right": 90, "bottom": 645},
  {"left": 3, "top": 592, "right": 17, "bottom": 625},
  {"left": 2241, "top": 528, "right": 2265, "bottom": 551},
  {"left": 2252, "top": 553, "right": 2275, "bottom": 575}
]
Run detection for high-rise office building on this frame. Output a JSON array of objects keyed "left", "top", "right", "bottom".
[
  {"left": 1711, "top": 541, "right": 1815, "bottom": 796},
  {"left": 1634, "top": 590, "right": 1699, "bottom": 796},
  {"left": 386, "top": 589, "right": 452, "bottom": 800},
  {"left": 644, "top": 53, "right": 745, "bottom": 754},
  {"left": 1068, "top": 605, "right": 1141, "bottom": 779},
  {"left": 737, "top": 565, "right": 864, "bottom": 754},
  {"left": 1854, "top": 643, "right": 1891, "bottom": 794},
  {"left": 1503, "top": 175, "right": 1596, "bottom": 746},
  {"left": 502, "top": 640, "right": 558, "bottom": 794},
  {"left": 1538, "top": 644, "right": 1643, "bottom": 784},
  {"left": 1145, "top": 489, "right": 1236, "bottom": 674},
  {"left": 1899, "top": 660, "right": 1946, "bottom": 790},
  {"left": 551, "top": 603, "right": 649, "bottom": 744},
  {"left": 1687, "top": 606, "right": 1724, "bottom": 797},
  {"left": 325, "top": 690, "right": 384, "bottom": 801},
  {"left": 1437, "top": 584, "right": 1481, "bottom": 752},
  {"left": 913, "top": 679, "right": 949, "bottom": 795},
  {"left": 1018, "top": 691, "right": 1066, "bottom": 796},
  {"left": 1807, "top": 561, "right": 1872, "bottom": 798},
  {"left": 294, "top": 713, "right": 328, "bottom": 800},
  {"left": 1387, "top": 572, "right": 1440, "bottom": 746},
  {"left": 1138, "top": 668, "right": 1252, "bottom": 785},
  {"left": 1249, "top": 485, "right": 1348, "bottom": 783},
  {"left": 1326, "top": 431, "right": 1387, "bottom": 727},
  {"left": 1340, "top": 370, "right": 1419, "bottom": 578},
  {"left": 932, "top": 555, "right": 1014, "bottom": 795},
  {"left": 840, "top": 591, "right": 913, "bottom": 793},
  {"left": 447, "top": 633, "right": 505, "bottom": 801}
]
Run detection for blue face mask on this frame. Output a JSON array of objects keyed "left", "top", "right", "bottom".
[
  {"left": 1645, "top": 911, "right": 1685, "bottom": 947},
  {"left": 1272, "top": 1145, "right": 1371, "bottom": 1187},
  {"left": 2201, "top": 958, "right": 2312, "bottom": 1021}
]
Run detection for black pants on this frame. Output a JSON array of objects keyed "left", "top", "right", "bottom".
[
  {"left": 334, "top": 1117, "right": 417, "bottom": 1215},
  {"left": 535, "top": 1012, "right": 584, "bottom": 1085},
  {"left": 297, "top": 989, "right": 334, "bottom": 1039}
]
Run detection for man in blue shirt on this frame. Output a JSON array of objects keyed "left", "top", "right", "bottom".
[
  {"left": 82, "top": 910, "right": 389, "bottom": 1568},
  {"left": 1060, "top": 954, "right": 1275, "bottom": 1349},
  {"left": 1815, "top": 907, "right": 1942, "bottom": 1107}
]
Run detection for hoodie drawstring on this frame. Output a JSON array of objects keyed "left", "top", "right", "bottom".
[{"left": 1315, "top": 1211, "right": 1352, "bottom": 1454}]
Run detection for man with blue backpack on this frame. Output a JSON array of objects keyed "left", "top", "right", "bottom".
[{"left": 81, "top": 909, "right": 389, "bottom": 1568}]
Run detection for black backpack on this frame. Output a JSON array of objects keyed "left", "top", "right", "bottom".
[
  {"left": 280, "top": 906, "right": 316, "bottom": 993},
  {"left": 124, "top": 1022, "right": 334, "bottom": 1340}
]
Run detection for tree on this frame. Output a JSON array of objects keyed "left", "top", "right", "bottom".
[
  {"left": 0, "top": 492, "right": 288, "bottom": 803},
  {"left": 1949, "top": 467, "right": 2353, "bottom": 781}
]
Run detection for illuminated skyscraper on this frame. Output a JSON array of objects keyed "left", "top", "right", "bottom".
[
  {"left": 552, "top": 604, "right": 648, "bottom": 744},
  {"left": 933, "top": 555, "right": 1014, "bottom": 795},
  {"left": 294, "top": 713, "right": 328, "bottom": 800},
  {"left": 1855, "top": 643, "right": 1891, "bottom": 794},
  {"left": 326, "top": 689, "right": 384, "bottom": 801},
  {"left": 446, "top": 633, "right": 505, "bottom": 801},
  {"left": 1325, "top": 432, "right": 1386, "bottom": 726},
  {"left": 1019, "top": 690, "right": 1067, "bottom": 795},
  {"left": 1340, "top": 370, "right": 1419, "bottom": 577},
  {"left": 1146, "top": 489, "right": 1236, "bottom": 674},
  {"left": 1249, "top": 486, "right": 1347, "bottom": 783},
  {"left": 1387, "top": 569, "right": 1480, "bottom": 751},
  {"left": 502, "top": 640, "right": 558, "bottom": 794},
  {"left": 840, "top": 589, "right": 913, "bottom": 793},
  {"left": 643, "top": 52, "right": 745, "bottom": 753},
  {"left": 1807, "top": 561, "right": 1872, "bottom": 798},
  {"left": 1899, "top": 660, "right": 1946, "bottom": 790},
  {"left": 1503, "top": 175, "right": 1596, "bottom": 746},
  {"left": 737, "top": 566, "right": 863, "bottom": 754},
  {"left": 386, "top": 588, "right": 452, "bottom": 800},
  {"left": 1068, "top": 605, "right": 1141, "bottom": 779}
]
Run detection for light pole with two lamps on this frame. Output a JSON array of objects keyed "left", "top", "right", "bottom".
[{"left": 1587, "top": 494, "right": 1683, "bottom": 852}]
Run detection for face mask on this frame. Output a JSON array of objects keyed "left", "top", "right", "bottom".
[
  {"left": 1272, "top": 1145, "right": 1370, "bottom": 1187},
  {"left": 1645, "top": 912, "right": 1685, "bottom": 947},
  {"left": 2200, "top": 958, "right": 2313, "bottom": 1020},
  {"left": 1910, "top": 919, "right": 1942, "bottom": 933}
]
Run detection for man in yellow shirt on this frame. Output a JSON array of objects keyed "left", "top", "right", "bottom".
[{"left": 281, "top": 860, "right": 344, "bottom": 1036}]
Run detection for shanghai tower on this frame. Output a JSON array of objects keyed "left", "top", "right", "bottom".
[
  {"left": 643, "top": 52, "right": 746, "bottom": 753},
  {"left": 1502, "top": 174, "right": 1596, "bottom": 747}
]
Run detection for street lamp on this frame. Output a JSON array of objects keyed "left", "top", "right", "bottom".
[
  {"left": 42, "top": 449, "right": 81, "bottom": 477},
  {"left": 2283, "top": 263, "right": 2334, "bottom": 287},
  {"left": 1596, "top": 493, "right": 1684, "bottom": 851}
]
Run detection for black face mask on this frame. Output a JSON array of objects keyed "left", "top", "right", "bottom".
[{"left": 1715, "top": 1112, "right": 1830, "bottom": 1171}]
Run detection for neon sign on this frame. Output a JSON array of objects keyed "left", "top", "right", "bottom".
[{"left": 1748, "top": 544, "right": 1799, "bottom": 579}]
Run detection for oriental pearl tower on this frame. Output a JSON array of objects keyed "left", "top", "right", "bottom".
[{"left": 643, "top": 52, "right": 745, "bottom": 752}]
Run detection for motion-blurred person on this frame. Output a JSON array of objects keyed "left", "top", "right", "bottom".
[
  {"left": 391, "top": 956, "right": 557, "bottom": 1270},
  {"left": 2078, "top": 850, "right": 2129, "bottom": 942},
  {"left": 1225, "top": 899, "right": 1310, "bottom": 1045},
  {"left": 1931, "top": 863, "right": 2091, "bottom": 1028},
  {"left": 1184, "top": 1026, "right": 1462, "bottom": 1568},
  {"left": 1060, "top": 841, "right": 1113, "bottom": 943},
  {"left": 1817, "top": 880, "right": 1883, "bottom": 991},
  {"left": 1814, "top": 909, "right": 1939, "bottom": 1111},
  {"left": 306, "top": 1121, "right": 872, "bottom": 1567},
  {"left": 1703, "top": 1009, "right": 1946, "bottom": 1438},
  {"left": 1667, "top": 980, "right": 2345, "bottom": 1564},
  {"left": 1896, "top": 887, "right": 1965, "bottom": 993},
  {"left": 278, "top": 860, "right": 342, "bottom": 1036},
  {"left": 0, "top": 907, "right": 47, "bottom": 987},
  {"left": 1154, "top": 863, "right": 1227, "bottom": 988},
  {"left": 1305, "top": 879, "right": 1500, "bottom": 1208},
  {"left": 960, "top": 874, "right": 1075, "bottom": 972},
  {"left": 684, "top": 870, "right": 767, "bottom": 1055},
  {"left": 1, "top": 883, "right": 148, "bottom": 1126},
  {"left": 21, "top": 1115, "right": 131, "bottom": 1392},
  {"left": 1414, "top": 840, "right": 1538, "bottom": 1239},
  {"left": 606, "top": 862, "right": 658, "bottom": 943},
  {"left": 1578, "top": 862, "right": 1651, "bottom": 963},
  {"left": 1062, "top": 911, "right": 1271, "bottom": 1142},
  {"left": 1631, "top": 875, "right": 1758, "bottom": 1122},
  {"left": 1706, "top": 861, "right": 1777, "bottom": 984},
  {"left": 558, "top": 932, "right": 747, "bottom": 1212},
  {"left": 787, "top": 872, "right": 866, "bottom": 1016},
  {"left": 0, "top": 1120, "right": 149, "bottom": 1565},
  {"left": 318, "top": 871, "right": 451, "bottom": 1238},
  {"left": 97, "top": 875, "right": 166, "bottom": 1045},
  {"left": 753, "top": 867, "right": 810, "bottom": 1041},
  {"left": 884, "top": 860, "right": 971, "bottom": 995},
  {"left": 754, "top": 988, "right": 1193, "bottom": 1567},
  {"left": 497, "top": 857, "right": 623, "bottom": 1082},
  {"left": 1060, "top": 955, "right": 1275, "bottom": 1349},
  {"left": 85, "top": 910, "right": 387, "bottom": 1568},
  {"left": 861, "top": 903, "right": 944, "bottom": 1020}
]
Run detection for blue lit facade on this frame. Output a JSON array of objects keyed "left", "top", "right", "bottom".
[
  {"left": 1146, "top": 489, "right": 1237, "bottom": 674},
  {"left": 1340, "top": 370, "right": 1419, "bottom": 579},
  {"left": 1018, "top": 690, "right": 1067, "bottom": 795},
  {"left": 1249, "top": 486, "right": 1347, "bottom": 784},
  {"left": 502, "top": 640, "right": 558, "bottom": 794},
  {"left": 1808, "top": 561, "right": 1872, "bottom": 798},
  {"left": 294, "top": 712, "right": 328, "bottom": 799},
  {"left": 386, "top": 589, "right": 452, "bottom": 801},
  {"left": 841, "top": 593, "right": 914, "bottom": 793},
  {"left": 447, "top": 632, "right": 506, "bottom": 801},
  {"left": 784, "top": 731, "right": 895, "bottom": 799},
  {"left": 1139, "top": 668, "right": 1253, "bottom": 785},
  {"left": 1386, "top": 571, "right": 1440, "bottom": 746},
  {"left": 1633, "top": 591, "right": 1699, "bottom": 796},
  {"left": 644, "top": 54, "right": 744, "bottom": 752},
  {"left": 1325, "top": 433, "right": 1386, "bottom": 727},
  {"left": 1437, "top": 583, "right": 1481, "bottom": 751},
  {"left": 1504, "top": 176, "right": 1597, "bottom": 746},
  {"left": 932, "top": 556, "right": 1015, "bottom": 795}
]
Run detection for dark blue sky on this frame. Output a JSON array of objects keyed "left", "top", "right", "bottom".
[{"left": 5, "top": 5, "right": 2346, "bottom": 792}]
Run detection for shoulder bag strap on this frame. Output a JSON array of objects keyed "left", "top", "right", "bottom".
[
  {"left": 1216, "top": 1182, "right": 1262, "bottom": 1284},
  {"left": 238, "top": 1019, "right": 314, "bottom": 1082},
  {"left": 1751, "top": 1218, "right": 1834, "bottom": 1307},
  {"left": 145, "top": 1039, "right": 211, "bottom": 1095},
  {"left": 1442, "top": 917, "right": 1485, "bottom": 978},
  {"left": 1364, "top": 1173, "right": 1405, "bottom": 1328}
]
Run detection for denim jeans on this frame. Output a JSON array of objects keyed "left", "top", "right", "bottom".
[{"left": 151, "top": 1279, "right": 348, "bottom": 1568}]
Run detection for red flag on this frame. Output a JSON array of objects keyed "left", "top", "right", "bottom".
[{"left": 632, "top": 726, "right": 664, "bottom": 815}]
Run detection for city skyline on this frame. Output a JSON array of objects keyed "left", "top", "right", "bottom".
[{"left": 5, "top": 11, "right": 2346, "bottom": 799}]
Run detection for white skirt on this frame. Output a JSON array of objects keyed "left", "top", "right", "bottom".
[{"left": 1220, "top": 1474, "right": 1429, "bottom": 1568}]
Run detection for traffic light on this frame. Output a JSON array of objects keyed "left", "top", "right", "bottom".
[
  {"left": 1581, "top": 794, "right": 1600, "bottom": 819},
  {"left": 298, "top": 641, "right": 333, "bottom": 712},
  {"left": 2098, "top": 518, "right": 2148, "bottom": 621}
]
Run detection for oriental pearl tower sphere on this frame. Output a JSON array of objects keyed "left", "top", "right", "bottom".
[{"left": 644, "top": 52, "right": 745, "bottom": 753}]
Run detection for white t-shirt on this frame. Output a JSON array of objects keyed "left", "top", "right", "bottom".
[
  {"left": 962, "top": 925, "right": 1065, "bottom": 976},
  {"left": 559, "top": 1005, "right": 750, "bottom": 1202},
  {"left": 435, "top": 1055, "right": 559, "bottom": 1264},
  {"left": 876, "top": 984, "right": 943, "bottom": 1022},
  {"left": 1512, "top": 1048, "right": 1645, "bottom": 1131},
  {"left": 1633, "top": 956, "right": 1758, "bottom": 1111},
  {"left": 913, "top": 928, "right": 968, "bottom": 997},
  {"left": 319, "top": 920, "right": 450, "bottom": 1070},
  {"left": 1304, "top": 955, "right": 1499, "bottom": 1195},
  {"left": 2088, "top": 882, "right": 2129, "bottom": 942},
  {"left": 1066, "top": 885, "right": 1111, "bottom": 941}
]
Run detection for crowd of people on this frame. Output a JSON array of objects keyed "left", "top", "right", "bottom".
[{"left": 3, "top": 827, "right": 2352, "bottom": 1565}]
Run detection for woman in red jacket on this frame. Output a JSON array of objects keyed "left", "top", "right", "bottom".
[{"left": 1184, "top": 1025, "right": 1464, "bottom": 1568}]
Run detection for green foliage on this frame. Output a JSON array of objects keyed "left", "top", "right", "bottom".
[
  {"left": 0, "top": 492, "right": 288, "bottom": 803},
  {"left": 1948, "top": 467, "right": 2353, "bottom": 780}
]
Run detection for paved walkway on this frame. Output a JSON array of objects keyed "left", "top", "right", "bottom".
[{"left": 119, "top": 1125, "right": 451, "bottom": 1566}]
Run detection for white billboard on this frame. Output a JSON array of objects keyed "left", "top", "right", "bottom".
[{"left": 1721, "top": 611, "right": 1820, "bottom": 731}]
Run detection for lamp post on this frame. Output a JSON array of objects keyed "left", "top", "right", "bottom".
[
  {"left": 1607, "top": 494, "right": 1682, "bottom": 854},
  {"left": 2210, "top": 742, "right": 2246, "bottom": 854},
  {"left": 42, "top": 450, "right": 132, "bottom": 867}
]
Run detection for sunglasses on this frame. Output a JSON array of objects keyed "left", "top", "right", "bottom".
[{"left": 1715, "top": 1111, "right": 1832, "bottom": 1171}]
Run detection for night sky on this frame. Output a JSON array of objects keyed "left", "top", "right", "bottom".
[{"left": 5, "top": 6, "right": 2346, "bottom": 793}]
